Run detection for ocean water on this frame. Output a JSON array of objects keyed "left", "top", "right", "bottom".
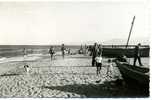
[
  {"left": 0, "top": 45, "right": 80, "bottom": 58},
  {"left": 0, "top": 45, "right": 150, "bottom": 67},
  {"left": 0, "top": 45, "right": 80, "bottom": 63}
]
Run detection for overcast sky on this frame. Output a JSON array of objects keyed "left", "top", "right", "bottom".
[{"left": 0, "top": 1, "right": 150, "bottom": 45}]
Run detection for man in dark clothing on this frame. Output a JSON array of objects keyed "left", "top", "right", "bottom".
[
  {"left": 133, "top": 43, "right": 143, "bottom": 66},
  {"left": 98, "top": 44, "right": 103, "bottom": 56},
  {"left": 61, "top": 44, "right": 65, "bottom": 59},
  {"left": 92, "top": 43, "right": 99, "bottom": 66}
]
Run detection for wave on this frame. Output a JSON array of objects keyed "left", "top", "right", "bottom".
[
  {"left": 0, "top": 54, "right": 42, "bottom": 64},
  {"left": 0, "top": 57, "right": 7, "bottom": 61}
]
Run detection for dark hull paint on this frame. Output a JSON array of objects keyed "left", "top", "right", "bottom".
[
  {"left": 102, "top": 48, "right": 149, "bottom": 57},
  {"left": 115, "top": 61, "right": 149, "bottom": 88}
]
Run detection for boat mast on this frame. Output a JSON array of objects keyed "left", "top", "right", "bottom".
[{"left": 126, "top": 16, "right": 135, "bottom": 48}]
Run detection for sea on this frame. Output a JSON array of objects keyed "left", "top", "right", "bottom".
[
  {"left": 0, "top": 45, "right": 150, "bottom": 67},
  {"left": 0, "top": 45, "right": 80, "bottom": 57},
  {"left": 0, "top": 45, "right": 81, "bottom": 63}
]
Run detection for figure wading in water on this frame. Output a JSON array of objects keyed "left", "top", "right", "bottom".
[
  {"left": 23, "top": 48, "right": 30, "bottom": 75},
  {"left": 49, "top": 46, "right": 55, "bottom": 60},
  {"left": 61, "top": 44, "right": 66, "bottom": 59}
]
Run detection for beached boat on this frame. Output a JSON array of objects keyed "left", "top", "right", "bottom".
[
  {"left": 87, "top": 45, "right": 150, "bottom": 57},
  {"left": 102, "top": 45, "right": 150, "bottom": 57},
  {"left": 115, "top": 60, "right": 149, "bottom": 87}
]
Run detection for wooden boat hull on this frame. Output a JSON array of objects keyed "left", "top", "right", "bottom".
[
  {"left": 102, "top": 47, "right": 149, "bottom": 57},
  {"left": 115, "top": 61, "right": 149, "bottom": 87}
]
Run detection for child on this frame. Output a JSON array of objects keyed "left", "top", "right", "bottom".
[
  {"left": 106, "top": 59, "right": 113, "bottom": 78},
  {"left": 95, "top": 53, "right": 102, "bottom": 75}
]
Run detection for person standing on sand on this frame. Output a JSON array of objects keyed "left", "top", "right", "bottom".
[
  {"left": 95, "top": 53, "right": 102, "bottom": 75},
  {"left": 106, "top": 59, "right": 113, "bottom": 78},
  {"left": 98, "top": 44, "right": 103, "bottom": 56},
  {"left": 68, "top": 48, "right": 71, "bottom": 55},
  {"left": 133, "top": 43, "right": 143, "bottom": 66},
  {"left": 79, "top": 45, "right": 83, "bottom": 54},
  {"left": 49, "top": 46, "right": 55, "bottom": 60},
  {"left": 92, "top": 43, "right": 99, "bottom": 66},
  {"left": 61, "top": 44, "right": 66, "bottom": 59},
  {"left": 84, "top": 44, "right": 87, "bottom": 55},
  {"left": 88, "top": 45, "right": 92, "bottom": 56}
]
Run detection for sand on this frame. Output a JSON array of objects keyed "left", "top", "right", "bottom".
[{"left": 0, "top": 54, "right": 149, "bottom": 98}]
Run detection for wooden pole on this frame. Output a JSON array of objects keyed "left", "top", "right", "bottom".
[{"left": 126, "top": 16, "right": 135, "bottom": 48}]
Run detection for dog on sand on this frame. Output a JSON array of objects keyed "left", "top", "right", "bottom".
[{"left": 24, "top": 65, "right": 30, "bottom": 74}]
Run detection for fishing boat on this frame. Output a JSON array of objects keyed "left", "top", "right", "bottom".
[
  {"left": 102, "top": 16, "right": 149, "bottom": 58},
  {"left": 115, "top": 60, "right": 149, "bottom": 87},
  {"left": 102, "top": 45, "right": 149, "bottom": 57},
  {"left": 114, "top": 16, "right": 149, "bottom": 89},
  {"left": 86, "top": 44, "right": 149, "bottom": 57}
]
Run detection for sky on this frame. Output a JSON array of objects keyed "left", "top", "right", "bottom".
[{"left": 0, "top": 1, "right": 150, "bottom": 45}]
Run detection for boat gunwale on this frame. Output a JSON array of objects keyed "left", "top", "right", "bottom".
[{"left": 115, "top": 60, "right": 149, "bottom": 85}]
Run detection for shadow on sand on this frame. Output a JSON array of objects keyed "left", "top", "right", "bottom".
[
  {"left": 0, "top": 73, "right": 20, "bottom": 77},
  {"left": 41, "top": 80, "right": 149, "bottom": 98},
  {"left": 68, "top": 56, "right": 91, "bottom": 59},
  {"left": 33, "top": 65, "right": 92, "bottom": 68}
]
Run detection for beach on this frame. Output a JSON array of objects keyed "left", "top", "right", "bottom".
[
  {"left": 0, "top": 53, "right": 149, "bottom": 98},
  {"left": 0, "top": 1, "right": 150, "bottom": 98}
]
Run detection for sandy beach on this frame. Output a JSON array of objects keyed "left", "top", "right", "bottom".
[
  {"left": 0, "top": 54, "right": 149, "bottom": 98},
  {"left": 0, "top": 1, "right": 150, "bottom": 98}
]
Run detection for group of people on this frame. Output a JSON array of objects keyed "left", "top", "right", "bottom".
[
  {"left": 23, "top": 42, "right": 143, "bottom": 76},
  {"left": 49, "top": 42, "right": 144, "bottom": 75},
  {"left": 116, "top": 43, "right": 143, "bottom": 66},
  {"left": 91, "top": 43, "right": 103, "bottom": 67},
  {"left": 91, "top": 43, "right": 104, "bottom": 75},
  {"left": 78, "top": 45, "right": 89, "bottom": 55},
  {"left": 49, "top": 44, "right": 69, "bottom": 60},
  {"left": 91, "top": 42, "right": 144, "bottom": 76}
]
